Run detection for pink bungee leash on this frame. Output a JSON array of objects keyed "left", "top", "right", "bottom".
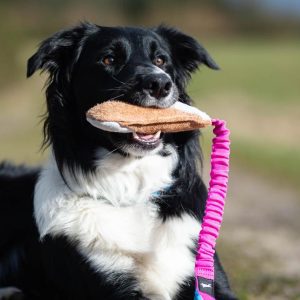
[{"left": 194, "top": 119, "right": 231, "bottom": 300}]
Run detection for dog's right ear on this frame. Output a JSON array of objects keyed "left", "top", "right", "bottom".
[
  {"left": 27, "top": 22, "right": 98, "bottom": 78},
  {"left": 155, "top": 25, "right": 219, "bottom": 80}
]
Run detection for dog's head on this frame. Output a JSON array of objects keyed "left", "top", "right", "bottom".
[{"left": 27, "top": 23, "right": 218, "bottom": 168}]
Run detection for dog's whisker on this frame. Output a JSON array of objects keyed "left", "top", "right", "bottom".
[
  {"left": 111, "top": 76, "right": 128, "bottom": 85},
  {"left": 100, "top": 86, "right": 125, "bottom": 92},
  {"left": 109, "top": 93, "right": 125, "bottom": 100},
  {"left": 98, "top": 83, "right": 134, "bottom": 95},
  {"left": 102, "top": 144, "right": 124, "bottom": 158}
]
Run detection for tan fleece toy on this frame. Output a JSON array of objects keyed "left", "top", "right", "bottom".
[{"left": 86, "top": 100, "right": 211, "bottom": 134}]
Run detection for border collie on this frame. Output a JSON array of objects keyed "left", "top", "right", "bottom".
[{"left": 0, "top": 23, "right": 237, "bottom": 300}]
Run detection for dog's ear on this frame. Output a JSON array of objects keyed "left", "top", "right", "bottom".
[
  {"left": 155, "top": 25, "right": 219, "bottom": 78},
  {"left": 27, "top": 22, "right": 97, "bottom": 78}
]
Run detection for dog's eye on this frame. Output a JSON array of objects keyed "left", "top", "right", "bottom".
[
  {"left": 102, "top": 56, "right": 115, "bottom": 66},
  {"left": 153, "top": 57, "right": 165, "bottom": 67}
]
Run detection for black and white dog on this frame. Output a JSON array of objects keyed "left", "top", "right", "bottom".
[{"left": 0, "top": 23, "right": 237, "bottom": 300}]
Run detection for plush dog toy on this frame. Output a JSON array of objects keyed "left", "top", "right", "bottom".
[
  {"left": 86, "top": 100, "right": 212, "bottom": 134},
  {"left": 86, "top": 101, "right": 230, "bottom": 300}
]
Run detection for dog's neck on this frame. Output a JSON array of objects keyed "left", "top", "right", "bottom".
[{"left": 41, "top": 146, "right": 178, "bottom": 208}]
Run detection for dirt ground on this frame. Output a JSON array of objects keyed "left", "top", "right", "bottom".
[{"left": 211, "top": 165, "right": 300, "bottom": 299}]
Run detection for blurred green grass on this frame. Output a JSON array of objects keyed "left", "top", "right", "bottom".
[
  {"left": 233, "top": 139, "right": 300, "bottom": 188},
  {"left": 189, "top": 38, "right": 300, "bottom": 190},
  {"left": 189, "top": 38, "right": 300, "bottom": 103}
]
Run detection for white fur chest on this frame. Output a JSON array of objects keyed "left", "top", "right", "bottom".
[{"left": 34, "top": 148, "right": 201, "bottom": 299}]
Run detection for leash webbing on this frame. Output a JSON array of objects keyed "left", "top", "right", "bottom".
[{"left": 194, "top": 119, "right": 231, "bottom": 300}]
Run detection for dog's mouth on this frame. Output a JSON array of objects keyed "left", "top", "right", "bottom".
[
  {"left": 106, "top": 130, "right": 164, "bottom": 156},
  {"left": 127, "top": 130, "right": 163, "bottom": 154},
  {"left": 131, "top": 131, "right": 161, "bottom": 145}
]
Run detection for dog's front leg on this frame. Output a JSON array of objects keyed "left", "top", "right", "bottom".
[{"left": 136, "top": 214, "right": 200, "bottom": 300}]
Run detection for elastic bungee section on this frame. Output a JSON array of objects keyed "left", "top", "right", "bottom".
[{"left": 194, "top": 119, "right": 231, "bottom": 300}]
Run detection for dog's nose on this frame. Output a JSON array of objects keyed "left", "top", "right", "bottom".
[{"left": 143, "top": 74, "right": 172, "bottom": 99}]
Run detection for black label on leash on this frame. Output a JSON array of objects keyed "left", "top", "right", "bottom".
[{"left": 197, "top": 277, "right": 215, "bottom": 297}]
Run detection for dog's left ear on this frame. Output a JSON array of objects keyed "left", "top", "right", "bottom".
[
  {"left": 27, "top": 22, "right": 97, "bottom": 78},
  {"left": 155, "top": 26, "right": 219, "bottom": 77}
]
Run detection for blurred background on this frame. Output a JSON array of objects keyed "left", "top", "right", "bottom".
[{"left": 0, "top": 0, "right": 299, "bottom": 299}]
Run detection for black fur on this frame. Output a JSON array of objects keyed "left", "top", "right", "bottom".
[{"left": 0, "top": 23, "right": 236, "bottom": 299}]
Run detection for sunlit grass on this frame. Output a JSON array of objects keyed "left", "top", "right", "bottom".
[
  {"left": 232, "top": 138, "right": 300, "bottom": 189},
  {"left": 201, "top": 131, "right": 300, "bottom": 191},
  {"left": 188, "top": 38, "right": 300, "bottom": 190},
  {"left": 0, "top": 127, "right": 47, "bottom": 165},
  {"left": 188, "top": 38, "right": 300, "bottom": 104}
]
